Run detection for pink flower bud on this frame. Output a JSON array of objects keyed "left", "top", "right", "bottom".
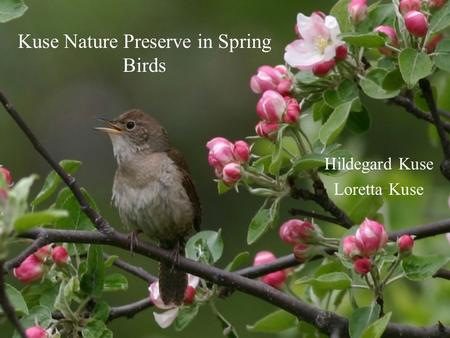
[
  {"left": 34, "top": 245, "right": 52, "bottom": 262},
  {"left": 312, "top": 60, "right": 336, "bottom": 77},
  {"left": 261, "top": 271, "right": 286, "bottom": 288},
  {"left": 279, "top": 219, "right": 321, "bottom": 244},
  {"left": 399, "top": 0, "right": 421, "bottom": 14},
  {"left": 374, "top": 25, "right": 399, "bottom": 55},
  {"left": 25, "top": 326, "right": 48, "bottom": 338},
  {"left": 255, "top": 121, "right": 279, "bottom": 138},
  {"left": 335, "top": 45, "right": 349, "bottom": 62},
  {"left": 404, "top": 11, "right": 428, "bottom": 37},
  {"left": 283, "top": 97, "right": 301, "bottom": 124},
  {"left": 293, "top": 243, "right": 313, "bottom": 262},
  {"left": 0, "top": 166, "right": 13, "bottom": 186},
  {"left": 183, "top": 285, "right": 196, "bottom": 305},
  {"left": 397, "top": 235, "right": 414, "bottom": 254},
  {"left": 426, "top": 34, "right": 443, "bottom": 53},
  {"left": 355, "top": 218, "right": 388, "bottom": 256},
  {"left": 222, "top": 163, "right": 241, "bottom": 185},
  {"left": 233, "top": 140, "right": 250, "bottom": 163},
  {"left": 353, "top": 257, "right": 372, "bottom": 275},
  {"left": 253, "top": 250, "right": 276, "bottom": 266},
  {"left": 250, "top": 65, "right": 292, "bottom": 95},
  {"left": 206, "top": 137, "right": 235, "bottom": 169},
  {"left": 13, "top": 255, "right": 44, "bottom": 284},
  {"left": 429, "top": 0, "right": 447, "bottom": 9},
  {"left": 52, "top": 246, "right": 70, "bottom": 265},
  {"left": 256, "top": 90, "right": 287, "bottom": 122},
  {"left": 348, "top": 0, "right": 368, "bottom": 23},
  {"left": 342, "top": 235, "right": 361, "bottom": 259}
]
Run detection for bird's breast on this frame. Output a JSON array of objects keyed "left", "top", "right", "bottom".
[{"left": 112, "top": 152, "right": 194, "bottom": 242}]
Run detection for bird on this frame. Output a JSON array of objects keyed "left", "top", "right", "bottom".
[{"left": 95, "top": 109, "right": 201, "bottom": 305}]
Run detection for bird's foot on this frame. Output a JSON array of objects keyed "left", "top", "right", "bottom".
[{"left": 128, "top": 229, "right": 143, "bottom": 255}]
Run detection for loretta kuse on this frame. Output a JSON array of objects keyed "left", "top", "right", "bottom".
[{"left": 326, "top": 157, "right": 434, "bottom": 196}]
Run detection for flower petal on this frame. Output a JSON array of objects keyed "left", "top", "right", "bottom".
[
  {"left": 153, "top": 308, "right": 180, "bottom": 329},
  {"left": 284, "top": 40, "right": 324, "bottom": 70}
]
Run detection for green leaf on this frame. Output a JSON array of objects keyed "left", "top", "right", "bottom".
[
  {"left": 247, "top": 310, "right": 297, "bottom": 333},
  {"left": 360, "top": 312, "right": 392, "bottom": 338},
  {"left": 399, "top": 48, "right": 434, "bottom": 88},
  {"left": 32, "top": 160, "right": 81, "bottom": 207},
  {"left": 347, "top": 108, "right": 370, "bottom": 134},
  {"left": 319, "top": 101, "right": 353, "bottom": 145},
  {"left": 103, "top": 273, "right": 128, "bottom": 292},
  {"left": 13, "top": 209, "right": 68, "bottom": 233},
  {"left": 0, "top": 0, "right": 27, "bottom": 23},
  {"left": 358, "top": 4, "right": 396, "bottom": 33},
  {"left": 225, "top": 251, "right": 250, "bottom": 271},
  {"left": 313, "top": 100, "right": 333, "bottom": 122},
  {"left": 0, "top": 284, "right": 28, "bottom": 316},
  {"left": 349, "top": 304, "right": 381, "bottom": 338},
  {"left": 303, "top": 272, "right": 352, "bottom": 290},
  {"left": 247, "top": 209, "right": 271, "bottom": 245},
  {"left": 382, "top": 68, "right": 404, "bottom": 91},
  {"left": 341, "top": 32, "right": 386, "bottom": 48},
  {"left": 186, "top": 230, "right": 224, "bottom": 263},
  {"left": 13, "top": 306, "right": 52, "bottom": 338},
  {"left": 434, "top": 39, "right": 450, "bottom": 72},
  {"left": 293, "top": 154, "right": 327, "bottom": 173},
  {"left": 80, "top": 245, "right": 105, "bottom": 297},
  {"left": 330, "top": 0, "right": 352, "bottom": 33},
  {"left": 349, "top": 195, "right": 383, "bottom": 224},
  {"left": 217, "top": 180, "right": 232, "bottom": 194},
  {"left": 174, "top": 304, "right": 200, "bottom": 331},
  {"left": 82, "top": 320, "right": 112, "bottom": 338},
  {"left": 429, "top": 2, "right": 450, "bottom": 34},
  {"left": 401, "top": 255, "right": 449, "bottom": 281},
  {"left": 92, "top": 301, "right": 111, "bottom": 322},
  {"left": 104, "top": 255, "right": 118, "bottom": 268},
  {"left": 360, "top": 68, "right": 400, "bottom": 99},
  {"left": 323, "top": 80, "right": 359, "bottom": 108}
]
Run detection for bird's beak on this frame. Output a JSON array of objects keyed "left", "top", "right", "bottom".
[{"left": 94, "top": 117, "right": 123, "bottom": 134}]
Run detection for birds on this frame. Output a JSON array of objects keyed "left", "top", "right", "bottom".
[{"left": 95, "top": 109, "right": 201, "bottom": 305}]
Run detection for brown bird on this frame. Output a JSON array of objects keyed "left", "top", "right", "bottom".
[{"left": 95, "top": 109, "right": 201, "bottom": 305}]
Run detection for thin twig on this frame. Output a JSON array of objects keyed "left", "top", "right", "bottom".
[
  {"left": 104, "top": 253, "right": 156, "bottom": 283},
  {"left": 289, "top": 208, "right": 341, "bottom": 224},
  {"left": 0, "top": 261, "right": 27, "bottom": 338}
]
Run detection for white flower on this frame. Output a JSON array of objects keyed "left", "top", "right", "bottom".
[{"left": 284, "top": 13, "right": 344, "bottom": 71}]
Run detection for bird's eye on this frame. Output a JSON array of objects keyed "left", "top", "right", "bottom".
[{"left": 126, "top": 121, "right": 136, "bottom": 130}]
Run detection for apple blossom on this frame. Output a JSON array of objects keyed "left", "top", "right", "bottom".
[
  {"left": 348, "top": 0, "right": 368, "bottom": 23},
  {"left": 335, "top": 44, "right": 348, "bottom": 62},
  {"left": 256, "top": 90, "right": 286, "bottom": 122},
  {"left": 222, "top": 163, "right": 242, "bottom": 185},
  {"left": 404, "top": 11, "right": 428, "bottom": 37},
  {"left": 293, "top": 243, "right": 313, "bottom": 262},
  {"left": 397, "top": 235, "right": 414, "bottom": 254},
  {"left": 353, "top": 257, "right": 372, "bottom": 275},
  {"left": 374, "top": 25, "right": 399, "bottom": 55},
  {"left": 250, "top": 65, "right": 292, "bottom": 95},
  {"left": 184, "top": 285, "right": 196, "bottom": 305},
  {"left": 399, "top": 0, "right": 421, "bottom": 14},
  {"left": 355, "top": 218, "right": 388, "bottom": 256},
  {"left": 426, "top": 34, "right": 443, "bottom": 53},
  {"left": 279, "top": 219, "right": 322, "bottom": 244},
  {"left": 342, "top": 235, "right": 361, "bottom": 259},
  {"left": 284, "top": 13, "right": 344, "bottom": 71},
  {"left": 312, "top": 59, "right": 336, "bottom": 77},
  {"left": 0, "top": 188, "right": 7, "bottom": 202},
  {"left": 52, "top": 246, "right": 70, "bottom": 265},
  {"left": 253, "top": 251, "right": 286, "bottom": 288},
  {"left": 207, "top": 137, "right": 235, "bottom": 169},
  {"left": 13, "top": 254, "right": 44, "bottom": 283},
  {"left": 283, "top": 97, "right": 301, "bottom": 124},
  {"left": 34, "top": 245, "right": 52, "bottom": 262},
  {"left": 233, "top": 140, "right": 250, "bottom": 162},
  {"left": 0, "top": 166, "right": 13, "bottom": 186},
  {"left": 25, "top": 326, "right": 48, "bottom": 338},
  {"left": 255, "top": 120, "right": 279, "bottom": 138}
]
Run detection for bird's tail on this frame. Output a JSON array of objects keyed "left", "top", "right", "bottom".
[{"left": 159, "top": 241, "right": 187, "bottom": 306}]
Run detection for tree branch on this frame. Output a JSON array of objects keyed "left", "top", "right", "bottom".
[
  {"left": 418, "top": 79, "right": 450, "bottom": 180},
  {"left": 0, "top": 261, "right": 27, "bottom": 338},
  {"left": 108, "top": 298, "right": 153, "bottom": 321}
]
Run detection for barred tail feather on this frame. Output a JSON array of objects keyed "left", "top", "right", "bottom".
[{"left": 159, "top": 242, "right": 187, "bottom": 305}]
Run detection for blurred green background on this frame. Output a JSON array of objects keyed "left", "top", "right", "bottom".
[{"left": 0, "top": 0, "right": 449, "bottom": 337}]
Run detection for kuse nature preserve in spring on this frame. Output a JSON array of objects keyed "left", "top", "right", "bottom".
[{"left": 0, "top": 1, "right": 449, "bottom": 338}]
